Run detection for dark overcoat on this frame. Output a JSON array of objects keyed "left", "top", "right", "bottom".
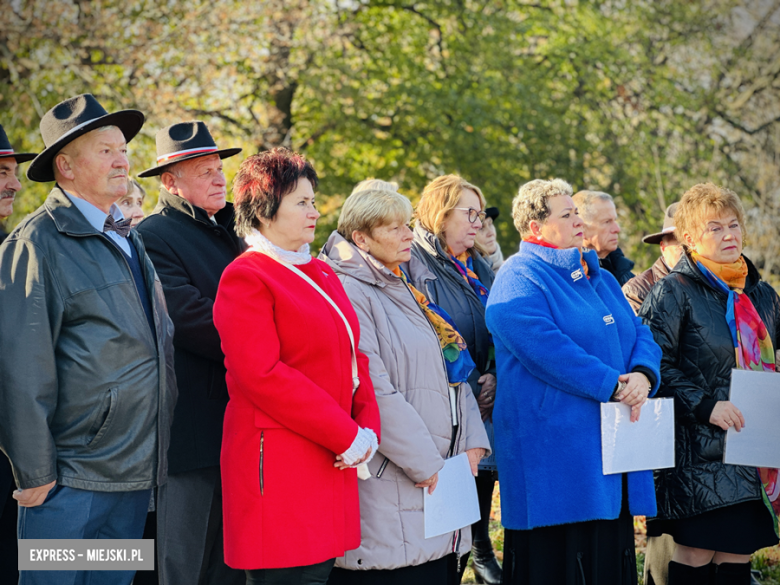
[{"left": 137, "top": 191, "right": 245, "bottom": 474}]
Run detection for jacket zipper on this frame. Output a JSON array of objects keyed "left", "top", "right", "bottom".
[
  {"left": 398, "top": 276, "right": 460, "bottom": 451},
  {"left": 259, "top": 431, "right": 264, "bottom": 496}
]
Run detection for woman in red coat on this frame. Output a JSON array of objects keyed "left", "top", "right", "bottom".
[{"left": 213, "top": 148, "right": 381, "bottom": 585}]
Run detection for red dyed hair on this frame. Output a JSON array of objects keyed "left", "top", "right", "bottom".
[{"left": 233, "top": 147, "right": 319, "bottom": 237}]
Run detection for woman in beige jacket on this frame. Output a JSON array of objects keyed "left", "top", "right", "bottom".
[{"left": 320, "top": 187, "right": 490, "bottom": 585}]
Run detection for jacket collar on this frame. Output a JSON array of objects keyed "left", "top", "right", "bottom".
[
  {"left": 598, "top": 247, "right": 635, "bottom": 272},
  {"left": 674, "top": 250, "right": 762, "bottom": 294},
  {"left": 412, "top": 223, "right": 494, "bottom": 283},
  {"left": 154, "top": 188, "right": 235, "bottom": 228},
  {"left": 320, "top": 230, "right": 435, "bottom": 287},
  {"left": 45, "top": 186, "right": 108, "bottom": 237},
  {"left": 519, "top": 241, "right": 602, "bottom": 285},
  {"left": 651, "top": 256, "right": 671, "bottom": 282}
]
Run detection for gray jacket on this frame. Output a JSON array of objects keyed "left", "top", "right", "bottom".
[
  {"left": 409, "top": 225, "right": 497, "bottom": 470},
  {"left": 320, "top": 232, "right": 490, "bottom": 571},
  {"left": 0, "top": 187, "right": 177, "bottom": 491}
]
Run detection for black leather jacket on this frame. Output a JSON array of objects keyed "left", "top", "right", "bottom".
[
  {"left": 639, "top": 252, "right": 780, "bottom": 520},
  {"left": 0, "top": 187, "right": 177, "bottom": 491}
]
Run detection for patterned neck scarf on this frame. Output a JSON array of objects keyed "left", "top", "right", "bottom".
[
  {"left": 448, "top": 248, "right": 490, "bottom": 308},
  {"left": 523, "top": 236, "right": 590, "bottom": 278},
  {"left": 394, "top": 267, "right": 475, "bottom": 386},
  {"left": 693, "top": 252, "right": 779, "bottom": 535}
]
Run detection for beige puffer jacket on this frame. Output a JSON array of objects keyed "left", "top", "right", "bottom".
[{"left": 320, "top": 232, "right": 491, "bottom": 571}]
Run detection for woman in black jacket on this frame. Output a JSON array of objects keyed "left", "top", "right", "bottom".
[
  {"left": 640, "top": 183, "right": 780, "bottom": 585},
  {"left": 408, "top": 174, "right": 500, "bottom": 584}
]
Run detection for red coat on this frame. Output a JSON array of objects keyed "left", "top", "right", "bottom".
[{"left": 213, "top": 252, "right": 381, "bottom": 570}]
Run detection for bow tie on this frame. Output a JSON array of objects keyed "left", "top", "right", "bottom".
[{"left": 103, "top": 216, "right": 132, "bottom": 238}]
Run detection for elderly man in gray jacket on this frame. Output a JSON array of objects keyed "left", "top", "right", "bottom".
[{"left": 0, "top": 94, "right": 177, "bottom": 585}]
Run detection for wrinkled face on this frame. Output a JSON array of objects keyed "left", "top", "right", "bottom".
[
  {"left": 117, "top": 186, "right": 145, "bottom": 227},
  {"left": 354, "top": 218, "right": 414, "bottom": 271},
  {"left": 261, "top": 179, "right": 320, "bottom": 252},
  {"left": 686, "top": 211, "right": 743, "bottom": 264},
  {"left": 57, "top": 127, "right": 130, "bottom": 209},
  {"left": 582, "top": 199, "right": 621, "bottom": 258},
  {"left": 442, "top": 189, "right": 483, "bottom": 256},
  {"left": 476, "top": 216, "right": 498, "bottom": 254},
  {"left": 163, "top": 154, "right": 226, "bottom": 216},
  {"left": 535, "top": 195, "right": 583, "bottom": 249},
  {"left": 0, "top": 158, "right": 21, "bottom": 219}
]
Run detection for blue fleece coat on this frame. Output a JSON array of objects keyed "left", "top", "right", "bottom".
[{"left": 485, "top": 243, "right": 662, "bottom": 530}]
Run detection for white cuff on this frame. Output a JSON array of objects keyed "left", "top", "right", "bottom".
[{"left": 340, "top": 427, "right": 378, "bottom": 466}]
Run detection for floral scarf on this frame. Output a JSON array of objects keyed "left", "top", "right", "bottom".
[
  {"left": 448, "top": 249, "right": 490, "bottom": 309},
  {"left": 522, "top": 235, "right": 590, "bottom": 278},
  {"left": 693, "top": 253, "right": 780, "bottom": 535},
  {"left": 394, "top": 267, "right": 475, "bottom": 385}
]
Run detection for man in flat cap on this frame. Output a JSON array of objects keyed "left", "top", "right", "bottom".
[
  {"left": 622, "top": 203, "right": 683, "bottom": 315},
  {"left": 136, "top": 121, "right": 245, "bottom": 585},
  {"left": 0, "top": 94, "right": 177, "bottom": 585},
  {"left": 0, "top": 122, "right": 37, "bottom": 584},
  {"left": 572, "top": 189, "right": 636, "bottom": 286}
]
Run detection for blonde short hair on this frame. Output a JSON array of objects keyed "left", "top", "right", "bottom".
[
  {"left": 675, "top": 183, "right": 746, "bottom": 246},
  {"left": 512, "top": 179, "right": 573, "bottom": 238},
  {"left": 415, "top": 175, "right": 486, "bottom": 250},
  {"left": 338, "top": 188, "right": 413, "bottom": 243},
  {"left": 351, "top": 179, "right": 399, "bottom": 195}
]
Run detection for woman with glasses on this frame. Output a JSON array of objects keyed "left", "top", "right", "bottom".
[
  {"left": 640, "top": 183, "right": 780, "bottom": 584},
  {"left": 408, "top": 174, "right": 501, "bottom": 584}
]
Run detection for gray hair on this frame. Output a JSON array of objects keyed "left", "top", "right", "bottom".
[
  {"left": 338, "top": 188, "right": 413, "bottom": 243},
  {"left": 572, "top": 190, "right": 613, "bottom": 224},
  {"left": 512, "top": 179, "right": 573, "bottom": 238},
  {"left": 351, "top": 178, "right": 399, "bottom": 195}
]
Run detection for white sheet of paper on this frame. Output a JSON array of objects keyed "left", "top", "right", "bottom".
[
  {"left": 424, "top": 453, "right": 480, "bottom": 539},
  {"left": 601, "top": 398, "right": 675, "bottom": 475},
  {"left": 724, "top": 369, "right": 780, "bottom": 468}
]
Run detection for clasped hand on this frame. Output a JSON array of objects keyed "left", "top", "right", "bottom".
[{"left": 615, "top": 372, "right": 651, "bottom": 422}]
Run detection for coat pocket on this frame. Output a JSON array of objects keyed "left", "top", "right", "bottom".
[
  {"left": 86, "top": 387, "right": 119, "bottom": 449},
  {"left": 259, "top": 431, "right": 265, "bottom": 496}
]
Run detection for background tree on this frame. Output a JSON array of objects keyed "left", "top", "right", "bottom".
[{"left": 2, "top": 0, "right": 779, "bottom": 282}]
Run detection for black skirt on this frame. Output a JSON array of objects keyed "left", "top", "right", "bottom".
[
  {"left": 327, "top": 553, "right": 458, "bottom": 585},
  {"left": 647, "top": 499, "right": 778, "bottom": 554},
  {"left": 502, "top": 483, "right": 637, "bottom": 585}
]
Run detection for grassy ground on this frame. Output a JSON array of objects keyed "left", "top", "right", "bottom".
[{"left": 462, "top": 487, "right": 780, "bottom": 584}]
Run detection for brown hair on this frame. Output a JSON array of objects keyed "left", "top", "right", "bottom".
[
  {"left": 415, "top": 174, "right": 486, "bottom": 253},
  {"left": 674, "top": 183, "right": 746, "bottom": 248}
]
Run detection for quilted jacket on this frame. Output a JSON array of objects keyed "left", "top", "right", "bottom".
[{"left": 639, "top": 252, "right": 780, "bottom": 520}]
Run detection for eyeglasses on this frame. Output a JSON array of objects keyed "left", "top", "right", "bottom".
[{"left": 453, "top": 207, "right": 487, "bottom": 223}]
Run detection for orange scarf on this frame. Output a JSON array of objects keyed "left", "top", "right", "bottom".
[{"left": 692, "top": 253, "right": 748, "bottom": 291}]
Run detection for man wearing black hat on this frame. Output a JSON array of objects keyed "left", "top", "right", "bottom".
[
  {"left": 136, "top": 121, "right": 245, "bottom": 585},
  {"left": 0, "top": 94, "right": 177, "bottom": 585},
  {"left": 0, "top": 124, "right": 37, "bottom": 243},
  {"left": 0, "top": 123, "right": 37, "bottom": 585},
  {"left": 622, "top": 203, "right": 683, "bottom": 315}
]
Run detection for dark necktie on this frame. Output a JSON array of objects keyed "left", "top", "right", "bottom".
[{"left": 103, "top": 216, "right": 132, "bottom": 238}]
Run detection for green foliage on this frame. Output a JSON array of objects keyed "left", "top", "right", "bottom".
[{"left": 3, "top": 0, "right": 779, "bottom": 277}]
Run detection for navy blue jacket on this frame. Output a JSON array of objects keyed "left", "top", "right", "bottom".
[{"left": 486, "top": 242, "right": 661, "bottom": 529}]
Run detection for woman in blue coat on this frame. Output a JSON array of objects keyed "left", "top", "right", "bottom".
[{"left": 485, "top": 179, "right": 662, "bottom": 585}]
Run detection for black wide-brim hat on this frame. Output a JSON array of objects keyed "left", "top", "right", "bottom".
[
  {"left": 0, "top": 124, "right": 38, "bottom": 164},
  {"left": 138, "top": 121, "right": 241, "bottom": 178},
  {"left": 27, "top": 94, "right": 144, "bottom": 183}
]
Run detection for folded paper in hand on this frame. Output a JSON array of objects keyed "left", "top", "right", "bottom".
[
  {"left": 424, "top": 453, "right": 480, "bottom": 539},
  {"left": 601, "top": 398, "right": 675, "bottom": 475},
  {"left": 724, "top": 369, "right": 780, "bottom": 468}
]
